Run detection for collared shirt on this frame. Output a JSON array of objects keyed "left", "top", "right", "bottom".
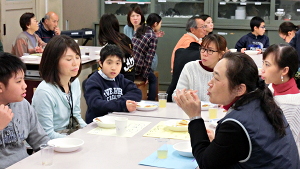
[
  {"left": 186, "top": 32, "right": 202, "bottom": 44},
  {"left": 98, "top": 69, "right": 115, "bottom": 81},
  {"left": 132, "top": 26, "right": 158, "bottom": 79}
]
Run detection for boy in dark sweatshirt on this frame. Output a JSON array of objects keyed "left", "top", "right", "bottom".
[
  {"left": 0, "top": 52, "right": 49, "bottom": 169},
  {"left": 235, "top": 16, "right": 269, "bottom": 54},
  {"left": 84, "top": 44, "right": 142, "bottom": 123}
]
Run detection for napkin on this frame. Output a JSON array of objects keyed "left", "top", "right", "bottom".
[{"left": 139, "top": 145, "right": 198, "bottom": 169}]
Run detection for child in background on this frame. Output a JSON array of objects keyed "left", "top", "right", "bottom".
[
  {"left": 0, "top": 53, "right": 49, "bottom": 169},
  {"left": 235, "top": 16, "right": 269, "bottom": 53},
  {"left": 132, "top": 13, "right": 162, "bottom": 100},
  {"left": 84, "top": 44, "right": 142, "bottom": 123}
]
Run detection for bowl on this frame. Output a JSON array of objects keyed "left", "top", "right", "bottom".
[
  {"left": 93, "top": 116, "right": 116, "bottom": 128},
  {"left": 47, "top": 138, "right": 84, "bottom": 153},
  {"left": 173, "top": 142, "right": 193, "bottom": 157},
  {"left": 165, "top": 120, "right": 189, "bottom": 132},
  {"left": 136, "top": 102, "right": 158, "bottom": 111},
  {"left": 244, "top": 50, "right": 259, "bottom": 55}
]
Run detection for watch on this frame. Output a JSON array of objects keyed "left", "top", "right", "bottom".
[{"left": 190, "top": 116, "right": 202, "bottom": 121}]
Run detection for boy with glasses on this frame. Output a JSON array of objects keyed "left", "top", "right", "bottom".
[{"left": 235, "top": 16, "right": 269, "bottom": 54}]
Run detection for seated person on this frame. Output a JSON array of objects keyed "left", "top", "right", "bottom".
[
  {"left": 84, "top": 44, "right": 142, "bottom": 123},
  {"left": 12, "top": 12, "right": 46, "bottom": 57},
  {"left": 166, "top": 42, "right": 200, "bottom": 102},
  {"left": 32, "top": 35, "right": 86, "bottom": 139},
  {"left": 172, "top": 34, "right": 227, "bottom": 102},
  {"left": 174, "top": 52, "right": 299, "bottom": 168},
  {"left": 261, "top": 44, "right": 300, "bottom": 147},
  {"left": 36, "top": 11, "right": 61, "bottom": 43},
  {"left": 235, "top": 16, "right": 269, "bottom": 54},
  {"left": 0, "top": 53, "right": 49, "bottom": 169}
]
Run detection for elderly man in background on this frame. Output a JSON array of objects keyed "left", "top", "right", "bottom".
[
  {"left": 36, "top": 11, "right": 61, "bottom": 43},
  {"left": 170, "top": 16, "right": 207, "bottom": 73}
]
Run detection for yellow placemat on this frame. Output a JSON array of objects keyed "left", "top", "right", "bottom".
[
  {"left": 143, "top": 121, "right": 190, "bottom": 140},
  {"left": 88, "top": 120, "right": 151, "bottom": 137}
]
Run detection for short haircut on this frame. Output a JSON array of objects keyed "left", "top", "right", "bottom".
[
  {"left": 202, "top": 34, "right": 227, "bottom": 54},
  {"left": 39, "top": 35, "right": 81, "bottom": 87},
  {"left": 19, "top": 12, "right": 35, "bottom": 31},
  {"left": 186, "top": 16, "right": 203, "bottom": 32},
  {"left": 127, "top": 6, "right": 145, "bottom": 28},
  {"left": 99, "top": 44, "right": 124, "bottom": 67},
  {"left": 0, "top": 52, "right": 26, "bottom": 87},
  {"left": 250, "top": 16, "right": 264, "bottom": 32}
]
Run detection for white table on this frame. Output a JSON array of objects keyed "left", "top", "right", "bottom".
[
  {"left": 7, "top": 114, "right": 212, "bottom": 169},
  {"left": 113, "top": 102, "right": 226, "bottom": 121}
]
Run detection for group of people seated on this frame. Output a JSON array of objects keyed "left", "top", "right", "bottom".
[{"left": 0, "top": 5, "right": 300, "bottom": 168}]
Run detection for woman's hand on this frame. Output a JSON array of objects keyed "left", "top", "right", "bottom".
[
  {"left": 206, "top": 129, "right": 215, "bottom": 142},
  {"left": 174, "top": 89, "right": 201, "bottom": 118},
  {"left": 35, "top": 46, "right": 43, "bottom": 53},
  {"left": 126, "top": 100, "right": 137, "bottom": 112}
]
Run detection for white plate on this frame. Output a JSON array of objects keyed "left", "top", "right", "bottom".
[
  {"left": 136, "top": 102, "right": 158, "bottom": 111},
  {"left": 173, "top": 142, "right": 193, "bottom": 157},
  {"left": 244, "top": 50, "right": 259, "bottom": 55},
  {"left": 93, "top": 116, "right": 116, "bottom": 128},
  {"left": 165, "top": 120, "right": 189, "bottom": 132},
  {"left": 201, "top": 101, "right": 213, "bottom": 111},
  {"left": 21, "top": 55, "right": 40, "bottom": 61},
  {"left": 48, "top": 138, "right": 84, "bottom": 153}
]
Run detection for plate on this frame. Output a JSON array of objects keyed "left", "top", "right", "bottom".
[
  {"left": 209, "top": 119, "right": 220, "bottom": 128},
  {"left": 136, "top": 102, "right": 158, "bottom": 111},
  {"left": 244, "top": 50, "right": 259, "bottom": 55},
  {"left": 47, "top": 138, "right": 84, "bottom": 153},
  {"left": 165, "top": 120, "right": 189, "bottom": 132},
  {"left": 21, "top": 55, "right": 40, "bottom": 61},
  {"left": 201, "top": 101, "right": 212, "bottom": 111},
  {"left": 30, "top": 53, "right": 42, "bottom": 56},
  {"left": 173, "top": 142, "right": 193, "bottom": 157},
  {"left": 93, "top": 116, "right": 116, "bottom": 128}
]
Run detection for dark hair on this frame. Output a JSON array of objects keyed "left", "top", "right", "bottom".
[
  {"left": 0, "top": 52, "right": 26, "bottom": 87},
  {"left": 39, "top": 35, "right": 81, "bottom": 87},
  {"left": 202, "top": 34, "right": 227, "bottom": 54},
  {"left": 199, "top": 14, "right": 211, "bottom": 22},
  {"left": 223, "top": 52, "right": 286, "bottom": 137},
  {"left": 127, "top": 6, "right": 145, "bottom": 28},
  {"left": 250, "top": 16, "right": 264, "bottom": 32},
  {"left": 186, "top": 16, "right": 203, "bottom": 32},
  {"left": 278, "top": 22, "right": 300, "bottom": 36},
  {"left": 98, "top": 14, "right": 132, "bottom": 55},
  {"left": 135, "top": 13, "right": 162, "bottom": 39},
  {"left": 19, "top": 12, "right": 35, "bottom": 31},
  {"left": 263, "top": 44, "right": 300, "bottom": 89},
  {"left": 99, "top": 44, "right": 124, "bottom": 67}
]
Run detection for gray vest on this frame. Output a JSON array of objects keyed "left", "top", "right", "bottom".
[{"left": 218, "top": 99, "right": 299, "bottom": 169}]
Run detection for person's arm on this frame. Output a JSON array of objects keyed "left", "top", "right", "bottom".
[
  {"left": 32, "top": 89, "right": 66, "bottom": 139},
  {"left": 235, "top": 36, "right": 246, "bottom": 52},
  {"left": 265, "top": 36, "right": 269, "bottom": 48},
  {"left": 172, "top": 64, "right": 191, "bottom": 101},
  {"left": 189, "top": 119, "right": 249, "bottom": 168},
  {"left": 0, "top": 104, "right": 13, "bottom": 130},
  {"left": 72, "top": 79, "right": 87, "bottom": 128},
  {"left": 26, "top": 102, "right": 50, "bottom": 151},
  {"left": 36, "top": 35, "right": 47, "bottom": 48},
  {"left": 142, "top": 37, "right": 157, "bottom": 79},
  {"left": 13, "top": 38, "right": 30, "bottom": 57}
]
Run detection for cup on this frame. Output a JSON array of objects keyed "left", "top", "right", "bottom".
[
  {"left": 208, "top": 104, "right": 218, "bottom": 119},
  {"left": 23, "top": 53, "right": 29, "bottom": 56},
  {"left": 158, "top": 93, "right": 168, "bottom": 108},
  {"left": 40, "top": 144, "right": 54, "bottom": 166},
  {"left": 229, "top": 49, "right": 237, "bottom": 52},
  {"left": 115, "top": 117, "right": 128, "bottom": 135},
  {"left": 156, "top": 138, "right": 169, "bottom": 159}
]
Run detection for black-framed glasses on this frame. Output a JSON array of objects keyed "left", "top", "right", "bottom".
[
  {"left": 200, "top": 47, "right": 218, "bottom": 55},
  {"left": 260, "top": 26, "right": 266, "bottom": 29}
]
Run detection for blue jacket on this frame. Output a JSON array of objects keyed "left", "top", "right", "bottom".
[
  {"left": 35, "top": 19, "right": 55, "bottom": 43},
  {"left": 289, "top": 30, "right": 300, "bottom": 67},
  {"left": 84, "top": 71, "right": 142, "bottom": 123},
  {"left": 235, "top": 33, "right": 269, "bottom": 52},
  {"left": 219, "top": 100, "right": 299, "bottom": 169}
]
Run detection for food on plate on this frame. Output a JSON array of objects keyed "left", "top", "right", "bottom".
[
  {"left": 94, "top": 117, "right": 102, "bottom": 122},
  {"left": 176, "top": 120, "right": 188, "bottom": 126},
  {"left": 202, "top": 104, "right": 210, "bottom": 107},
  {"left": 137, "top": 104, "right": 157, "bottom": 108}
]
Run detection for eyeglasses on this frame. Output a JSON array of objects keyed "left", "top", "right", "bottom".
[
  {"left": 200, "top": 47, "right": 218, "bottom": 55},
  {"left": 196, "top": 25, "right": 207, "bottom": 29},
  {"left": 260, "top": 26, "right": 266, "bottom": 29}
]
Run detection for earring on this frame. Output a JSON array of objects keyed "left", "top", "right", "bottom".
[{"left": 281, "top": 76, "right": 283, "bottom": 82}]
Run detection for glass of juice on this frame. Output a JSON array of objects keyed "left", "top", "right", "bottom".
[
  {"left": 158, "top": 93, "right": 168, "bottom": 108},
  {"left": 208, "top": 104, "right": 218, "bottom": 119},
  {"left": 156, "top": 138, "right": 169, "bottom": 159}
]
